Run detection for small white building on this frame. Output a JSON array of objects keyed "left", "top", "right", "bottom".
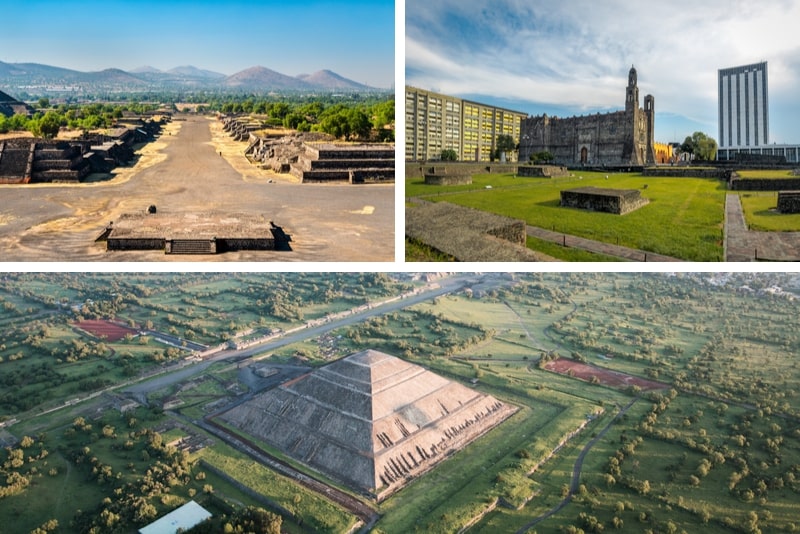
[{"left": 139, "top": 501, "right": 212, "bottom": 534}]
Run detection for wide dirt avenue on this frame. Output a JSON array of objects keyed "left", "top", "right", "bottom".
[{"left": 0, "top": 115, "right": 394, "bottom": 262}]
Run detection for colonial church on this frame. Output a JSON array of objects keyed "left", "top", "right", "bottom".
[{"left": 519, "top": 66, "right": 656, "bottom": 166}]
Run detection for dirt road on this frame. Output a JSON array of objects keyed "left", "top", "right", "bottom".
[{"left": 0, "top": 115, "right": 394, "bottom": 262}]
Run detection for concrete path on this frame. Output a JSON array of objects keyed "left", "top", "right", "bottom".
[
  {"left": 526, "top": 225, "right": 685, "bottom": 262},
  {"left": 724, "top": 194, "right": 800, "bottom": 261}
]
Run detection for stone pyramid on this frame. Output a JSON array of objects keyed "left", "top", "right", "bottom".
[{"left": 219, "top": 349, "right": 518, "bottom": 499}]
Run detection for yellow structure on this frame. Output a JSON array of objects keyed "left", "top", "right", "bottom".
[
  {"left": 654, "top": 141, "right": 674, "bottom": 164},
  {"left": 405, "top": 86, "right": 526, "bottom": 162}
]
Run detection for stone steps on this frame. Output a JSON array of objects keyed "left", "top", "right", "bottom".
[{"left": 166, "top": 239, "right": 216, "bottom": 254}]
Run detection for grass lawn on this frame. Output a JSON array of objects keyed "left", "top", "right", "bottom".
[
  {"left": 407, "top": 172, "right": 727, "bottom": 261},
  {"left": 739, "top": 192, "right": 800, "bottom": 231},
  {"left": 736, "top": 169, "right": 797, "bottom": 178}
]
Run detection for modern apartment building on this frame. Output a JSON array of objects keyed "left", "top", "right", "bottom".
[{"left": 405, "top": 86, "right": 526, "bottom": 162}]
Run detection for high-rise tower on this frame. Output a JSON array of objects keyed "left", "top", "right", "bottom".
[{"left": 718, "top": 62, "right": 769, "bottom": 149}]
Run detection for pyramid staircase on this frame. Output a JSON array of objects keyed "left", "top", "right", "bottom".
[{"left": 219, "top": 349, "right": 516, "bottom": 500}]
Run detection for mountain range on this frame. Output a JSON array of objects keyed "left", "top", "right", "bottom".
[{"left": 0, "top": 61, "right": 383, "bottom": 95}]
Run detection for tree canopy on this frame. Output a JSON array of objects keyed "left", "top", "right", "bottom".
[{"left": 681, "top": 131, "right": 718, "bottom": 161}]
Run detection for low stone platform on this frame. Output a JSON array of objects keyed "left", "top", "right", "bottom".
[
  {"left": 517, "top": 164, "right": 570, "bottom": 178},
  {"left": 96, "top": 211, "right": 290, "bottom": 254},
  {"left": 560, "top": 186, "right": 649, "bottom": 215},
  {"left": 423, "top": 170, "right": 472, "bottom": 185},
  {"left": 406, "top": 201, "right": 548, "bottom": 262},
  {"left": 778, "top": 191, "right": 800, "bottom": 213}
]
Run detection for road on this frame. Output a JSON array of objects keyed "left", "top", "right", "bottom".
[
  {"left": 0, "top": 114, "right": 393, "bottom": 261},
  {"left": 516, "top": 397, "right": 639, "bottom": 533},
  {"left": 124, "top": 273, "right": 482, "bottom": 397}
]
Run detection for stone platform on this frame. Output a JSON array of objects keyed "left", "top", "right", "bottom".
[
  {"left": 96, "top": 211, "right": 290, "bottom": 254},
  {"left": 560, "top": 186, "right": 649, "bottom": 215}
]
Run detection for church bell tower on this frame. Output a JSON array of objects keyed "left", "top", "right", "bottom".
[{"left": 625, "top": 65, "right": 639, "bottom": 114}]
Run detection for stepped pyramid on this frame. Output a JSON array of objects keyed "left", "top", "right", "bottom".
[{"left": 219, "top": 349, "right": 517, "bottom": 499}]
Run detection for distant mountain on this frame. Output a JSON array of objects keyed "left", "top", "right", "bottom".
[
  {"left": 296, "top": 69, "right": 372, "bottom": 91},
  {"left": 0, "top": 61, "right": 85, "bottom": 83},
  {"left": 168, "top": 65, "right": 226, "bottom": 79},
  {"left": 0, "top": 60, "right": 386, "bottom": 95},
  {"left": 223, "top": 66, "right": 314, "bottom": 90},
  {"left": 130, "top": 65, "right": 163, "bottom": 74},
  {"left": 85, "top": 68, "right": 149, "bottom": 86}
]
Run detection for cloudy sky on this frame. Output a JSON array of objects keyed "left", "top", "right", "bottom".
[
  {"left": 1, "top": 0, "right": 394, "bottom": 88},
  {"left": 406, "top": 0, "right": 800, "bottom": 143}
]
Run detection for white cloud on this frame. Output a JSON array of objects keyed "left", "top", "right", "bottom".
[{"left": 406, "top": 0, "right": 800, "bottom": 140}]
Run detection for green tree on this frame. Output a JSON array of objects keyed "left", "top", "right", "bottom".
[
  {"left": 344, "top": 108, "right": 371, "bottom": 140},
  {"left": 530, "top": 150, "right": 554, "bottom": 163},
  {"left": 440, "top": 148, "right": 458, "bottom": 161},
  {"left": 494, "top": 134, "right": 516, "bottom": 161},
  {"left": 681, "top": 131, "right": 718, "bottom": 161}
]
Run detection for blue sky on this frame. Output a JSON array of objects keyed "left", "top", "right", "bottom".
[
  {"left": 0, "top": 0, "right": 395, "bottom": 88},
  {"left": 406, "top": 0, "right": 800, "bottom": 144}
]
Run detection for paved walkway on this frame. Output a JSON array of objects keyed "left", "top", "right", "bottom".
[
  {"left": 725, "top": 194, "right": 800, "bottom": 261},
  {"left": 526, "top": 226, "right": 685, "bottom": 262}
]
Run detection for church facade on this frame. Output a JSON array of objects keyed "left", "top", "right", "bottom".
[{"left": 519, "top": 66, "right": 656, "bottom": 166}]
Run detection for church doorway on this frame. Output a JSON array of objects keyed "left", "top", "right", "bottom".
[{"left": 580, "top": 146, "right": 588, "bottom": 164}]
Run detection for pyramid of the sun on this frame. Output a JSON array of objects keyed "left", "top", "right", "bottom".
[{"left": 220, "top": 349, "right": 518, "bottom": 499}]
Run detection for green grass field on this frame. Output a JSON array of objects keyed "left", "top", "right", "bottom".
[
  {"left": 739, "top": 192, "right": 800, "bottom": 231},
  {"left": 2, "top": 273, "right": 799, "bottom": 533},
  {"left": 408, "top": 172, "right": 727, "bottom": 261}
]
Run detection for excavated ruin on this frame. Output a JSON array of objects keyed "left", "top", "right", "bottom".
[{"left": 218, "top": 349, "right": 518, "bottom": 500}]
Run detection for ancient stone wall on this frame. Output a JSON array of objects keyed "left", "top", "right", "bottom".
[
  {"left": 730, "top": 178, "right": 800, "bottom": 191},
  {"left": 424, "top": 172, "right": 472, "bottom": 185},
  {"left": 517, "top": 165, "right": 570, "bottom": 178},
  {"left": 106, "top": 238, "right": 166, "bottom": 251},
  {"left": 407, "top": 163, "right": 519, "bottom": 179},
  {"left": 520, "top": 112, "right": 634, "bottom": 166},
  {"left": 216, "top": 238, "right": 276, "bottom": 251}
]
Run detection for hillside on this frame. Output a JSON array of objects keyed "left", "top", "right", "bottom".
[{"left": 0, "top": 60, "right": 384, "bottom": 95}]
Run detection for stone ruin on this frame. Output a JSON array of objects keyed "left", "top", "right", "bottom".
[
  {"left": 0, "top": 116, "right": 166, "bottom": 184},
  {"left": 517, "top": 164, "right": 571, "bottom": 178},
  {"left": 0, "top": 138, "right": 89, "bottom": 184},
  {"left": 96, "top": 210, "right": 290, "bottom": 254},
  {"left": 221, "top": 115, "right": 265, "bottom": 141},
  {"left": 218, "top": 349, "right": 518, "bottom": 500},
  {"left": 245, "top": 130, "right": 335, "bottom": 173},
  {"left": 560, "top": 186, "right": 649, "bottom": 215},
  {"left": 224, "top": 116, "right": 395, "bottom": 183},
  {"left": 406, "top": 202, "right": 547, "bottom": 262},
  {"left": 777, "top": 191, "right": 800, "bottom": 213},
  {"left": 290, "top": 142, "right": 395, "bottom": 184},
  {"left": 423, "top": 167, "right": 472, "bottom": 185}
]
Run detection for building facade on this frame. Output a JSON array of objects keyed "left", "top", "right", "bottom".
[
  {"left": 718, "top": 62, "right": 769, "bottom": 149},
  {"left": 718, "top": 144, "right": 800, "bottom": 164},
  {"left": 405, "top": 87, "right": 526, "bottom": 162},
  {"left": 518, "top": 66, "right": 656, "bottom": 166}
]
